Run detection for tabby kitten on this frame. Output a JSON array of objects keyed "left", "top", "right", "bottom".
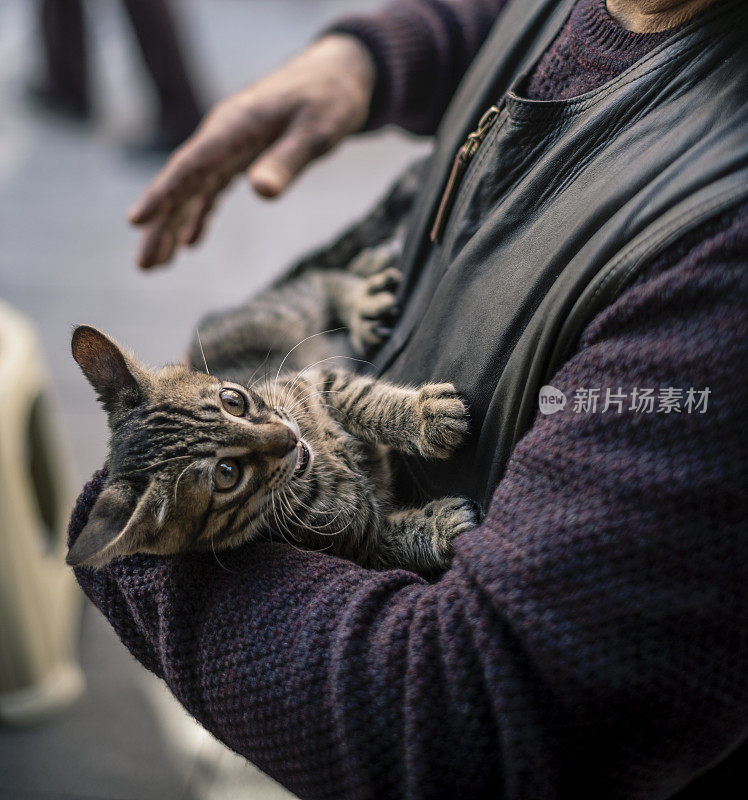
[
  {"left": 67, "top": 159, "right": 477, "bottom": 573},
  {"left": 67, "top": 324, "right": 477, "bottom": 573}
]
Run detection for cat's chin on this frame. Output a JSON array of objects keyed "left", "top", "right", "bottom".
[{"left": 292, "top": 439, "right": 312, "bottom": 481}]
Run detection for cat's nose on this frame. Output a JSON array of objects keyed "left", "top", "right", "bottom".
[
  {"left": 284, "top": 427, "right": 299, "bottom": 454},
  {"left": 251, "top": 422, "right": 297, "bottom": 457}
]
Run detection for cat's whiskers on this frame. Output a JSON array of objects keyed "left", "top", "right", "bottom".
[
  {"left": 172, "top": 459, "right": 200, "bottom": 507},
  {"left": 276, "top": 495, "right": 310, "bottom": 536},
  {"left": 271, "top": 328, "right": 346, "bottom": 408},
  {"left": 280, "top": 484, "right": 348, "bottom": 537},
  {"left": 261, "top": 366, "right": 278, "bottom": 408},
  {"left": 281, "top": 388, "right": 341, "bottom": 419},
  {"left": 275, "top": 487, "right": 323, "bottom": 531},
  {"left": 209, "top": 528, "right": 235, "bottom": 572},
  {"left": 245, "top": 346, "right": 274, "bottom": 392},
  {"left": 271, "top": 489, "right": 338, "bottom": 552},
  {"left": 280, "top": 354, "right": 377, "bottom": 404},
  {"left": 268, "top": 492, "right": 307, "bottom": 550},
  {"left": 282, "top": 506, "right": 348, "bottom": 537},
  {"left": 249, "top": 371, "right": 271, "bottom": 396},
  {"left": 195, "top": 328, "right": 211, "bottom": 375},
  {"left": 278, "top": 488, "right": 340, "bottom": 534},
  {"left": 269, "top": 490, "right": 300, "bottom": 542},
  {"left": 123, "top": 454, "right": 194, "bottom": 476}
]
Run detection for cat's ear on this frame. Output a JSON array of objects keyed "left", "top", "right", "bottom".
[
  {"left": 67, "top": 469, "right": 213, "bottom": 569},
  {"left": 71, "top": 325, "right": 141, "bottom": 412},
  {"left": 67, "top": 480, "right": 166, "bottom": 568},
  {"left": 66, "top": 482, "right": 139, "bottom": 568}
]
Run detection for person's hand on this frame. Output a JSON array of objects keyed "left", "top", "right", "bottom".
[{"left": 128, "top": 34, "right": 376, "bottom": 269}]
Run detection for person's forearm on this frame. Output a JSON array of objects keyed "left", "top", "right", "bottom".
[
  {"left": 326, "top": 0, "right": 508, "bottom": 134},
  {"left": 71, "top": 203, "right": 748, "bottom": 798},
  {"left": 70, "top": 484, "right": 438, "bottom": 796}
]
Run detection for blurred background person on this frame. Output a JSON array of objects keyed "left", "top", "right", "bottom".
[{"left": 29, "top": 0, "right": 203, "bottom": 152}]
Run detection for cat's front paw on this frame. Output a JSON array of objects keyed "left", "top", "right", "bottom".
[
  {"left": 348, "top": 240, "right": 400, "bottom": 278},
  {"left": 416, "top": 383, "right": 469, "bottom": 459},
  {"left": 349, "top": 267, "right": 402, "bottom": 355},
  {"left": 426, "top": 496, "right": 480, "bottom": 568}
]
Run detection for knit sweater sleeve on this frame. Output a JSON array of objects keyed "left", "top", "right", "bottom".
[
  {"left": 325, "top": 0, "right": 508, "bottom": 134},
  {"left": 70, "top": 204, "right": 748, "bottom": 799}
]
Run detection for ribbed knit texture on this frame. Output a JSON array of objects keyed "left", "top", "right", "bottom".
[
  {"left": 70, "top": 4, "right": 748, "bottom": 798},
  {"left": 524, "top": 0, "right": 679, "bottom": 99}
]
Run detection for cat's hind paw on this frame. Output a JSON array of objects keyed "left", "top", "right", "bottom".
[
  {"left": 416, "top": 383, "right": 469, "bottom": 459},
  {"left": 426, "top": 496, "right": 480, "bottom": 568},
  {"left": 349, "top": 267, "right": 402, "bottom": 355}
]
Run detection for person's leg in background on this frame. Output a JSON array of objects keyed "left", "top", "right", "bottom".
[
  {"left": 121, "top": 0, "right": 203, "bottom": 152},
  {"left": 31, "top": 0, "right": 91, "bottom": 120}
]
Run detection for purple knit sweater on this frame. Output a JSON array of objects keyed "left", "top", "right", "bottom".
[{"left": 70, "top": 2, "right": 748, "bottom": 798}]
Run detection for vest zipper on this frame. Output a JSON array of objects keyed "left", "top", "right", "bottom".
[{"left": 430, "top": 104, "right": 502, "bottom": 244}]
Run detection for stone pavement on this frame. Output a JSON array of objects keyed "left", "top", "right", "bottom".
[{"left": 0, "top": 1, "right": 426, "bottom": 797}]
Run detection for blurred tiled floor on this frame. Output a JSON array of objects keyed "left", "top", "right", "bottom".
[{"left": 0, "top": 0, "right": 427, "bottom": 797}]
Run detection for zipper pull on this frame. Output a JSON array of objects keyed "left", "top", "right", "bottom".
[{"left": 430, "top": 104, "right": 501, "bottom": 244}]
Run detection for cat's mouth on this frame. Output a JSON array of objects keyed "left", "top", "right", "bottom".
[{"left": 292, "top": 440, "right": 312, "bottom": 480}]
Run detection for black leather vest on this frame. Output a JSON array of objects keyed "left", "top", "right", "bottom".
[{"left": 374, "top": 0, "right": 748, "bottom": 511}]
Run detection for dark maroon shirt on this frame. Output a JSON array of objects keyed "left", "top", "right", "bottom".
[{"left": 71, "top": 2, "right": 748, "bottom": 798}]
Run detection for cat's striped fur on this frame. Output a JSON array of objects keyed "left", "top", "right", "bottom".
[
  {"left": 68, "top": 159, "right": 478, "bottom": 573},
  {"left": 68, "top": 325, "right": 477, "bottom": 573}
]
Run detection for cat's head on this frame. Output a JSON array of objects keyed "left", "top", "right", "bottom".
[{"left": 67, "top": 325, "right": 311, "bottom": 569}]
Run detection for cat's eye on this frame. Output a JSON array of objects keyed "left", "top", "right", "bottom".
[
  {"left": 214, "top": 458, "right": 241, "bottom": 491},
  {"left": 220, "top": 388, "right": 247, "bottom": 417}
]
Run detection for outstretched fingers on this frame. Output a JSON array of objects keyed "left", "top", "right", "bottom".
[{"left": 248, "top": 113, "right": 340, "bottom": 198}]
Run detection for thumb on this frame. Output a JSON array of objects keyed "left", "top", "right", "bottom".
[{"left": 248, "top": 122, "right": 333, "bottom": 198}]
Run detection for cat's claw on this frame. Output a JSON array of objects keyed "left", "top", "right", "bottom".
[
  {"left": 416, "top": 383, "right": 470, "bottom": 459},
  {"left": 426, "top": 497, "right": 480, "bottom": 567},
  {"left": 349, "top": 267, "right": 403, "bottom": 355}
]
